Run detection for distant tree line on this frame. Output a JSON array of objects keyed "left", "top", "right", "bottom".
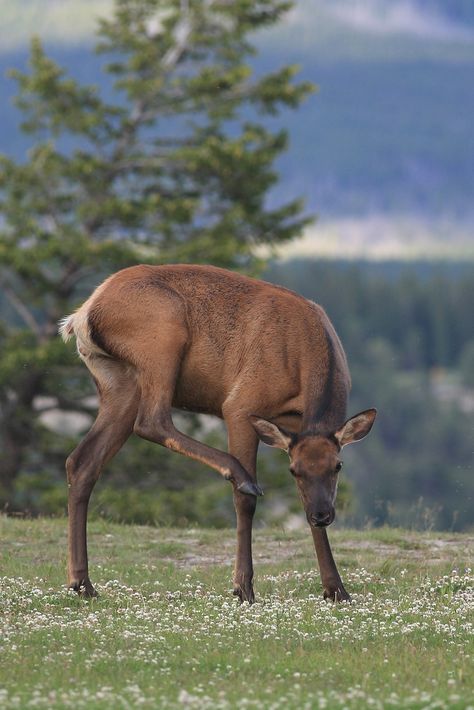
[
  {"left": 3, "top": 252, "right": 473, "bottom": 530},
  {"left": 266, "top": 259, "right": 474, "bottom": 531},
  {"left": 266, "top": 260, "right": 474, "bottom": 371}
]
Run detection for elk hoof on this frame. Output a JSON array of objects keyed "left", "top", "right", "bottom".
[
  {"left": 323, "top": 586, "right": 351, "bottom": 603},
  {"left": 236, "top": 481, "right": 264, "bottom": 497},
  {"left": 233, "top": 584, "right": 255, "bottom": 605},
  {"left": 69, "top": 579, "right": 98, "bottom": 599}
]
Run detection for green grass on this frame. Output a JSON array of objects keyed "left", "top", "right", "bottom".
[{"left": 1, "top": 517, "right": 473, "bottom": 709}]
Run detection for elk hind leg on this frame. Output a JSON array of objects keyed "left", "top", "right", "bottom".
[
  {"left": 66, "top": 358, "right": 139, "bottom": 597},
  {"left": 132, "top": 337, "right": 261, "bottom": 495}
]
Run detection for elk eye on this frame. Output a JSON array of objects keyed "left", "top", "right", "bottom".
[
  {"left": 335, "top": 461, "right": 343, "bottom": 473},
  {"left": 289, "top": 466, "right": 298, "bottom": 477}
]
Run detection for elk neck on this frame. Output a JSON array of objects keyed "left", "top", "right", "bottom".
[{"left": 300, "top": 324, "right": 350, "bottom": 437}]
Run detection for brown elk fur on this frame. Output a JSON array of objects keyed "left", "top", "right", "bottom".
[{"left": 61, "top": 264, "right": 376, "bottom": 602}]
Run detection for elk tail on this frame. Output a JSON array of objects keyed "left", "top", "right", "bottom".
[{"left": 58, "top": 314, "right": 76, "bottom": 343}]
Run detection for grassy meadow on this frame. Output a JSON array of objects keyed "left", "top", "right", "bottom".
[{"left": 0, "top": 517, "right": 473, "bottom": 709}]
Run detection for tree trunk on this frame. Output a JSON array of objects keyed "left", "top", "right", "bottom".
[
  {"left": 1, "top": 422, "right": 24, "bottom": 499},
  {"left": 0, "top": 370, "right": 44, "bottom": 505}
]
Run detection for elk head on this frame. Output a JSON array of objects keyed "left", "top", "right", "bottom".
[{"left": 250, "top": 409, "right": 377, "bottom": 527}]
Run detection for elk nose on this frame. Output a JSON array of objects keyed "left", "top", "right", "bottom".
[{"left": 311, "top": 511, "right": 332, "bottom": 527}]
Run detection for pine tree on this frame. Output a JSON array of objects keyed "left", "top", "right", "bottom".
[{"left": 0, "top": 0, "right": 314, "bottom": 507}]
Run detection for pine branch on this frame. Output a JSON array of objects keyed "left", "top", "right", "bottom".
[
  {"left": 110, "top": 0, "right": 213, "bottom": 167},
  {"left": 0, "top": 277, "right": 43, "bottom": 340},
  {"left": 161, "top": 0, "right": 193, "bottom": 70}
]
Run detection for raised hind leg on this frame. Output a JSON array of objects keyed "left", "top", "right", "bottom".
[
  {"left": 131, "top": 328, "right": 261, "bottom": 497},
  {"left": 66, "top": 359, "right": 139, "bottom": 597}
]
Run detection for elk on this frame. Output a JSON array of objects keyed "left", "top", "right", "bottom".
[{"left": 60, "top": 264, "right": 376, "bottom": 602}]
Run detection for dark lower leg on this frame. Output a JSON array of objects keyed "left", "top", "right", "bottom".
[
  {"left": 233, "top": 491, "right": 257, "bottom": 603},
  {"left": 67, "top": 441, "right": 100, "bottom": 595},
  {"left": 226, "top": 418, "right": 259, "bottom": 603},
  {"left": 66, "top": 398, "right": 137, "bottom": 596},
  {"left": 67, "top": 491, "right": 96, "bottom": 596},
  {"left": 311, "top": 527, "right": 350, "bottom": 602}
]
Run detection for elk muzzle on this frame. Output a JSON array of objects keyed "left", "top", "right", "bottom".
[{"left": 308, "top": 507, "right": 335, "bottom": 528}]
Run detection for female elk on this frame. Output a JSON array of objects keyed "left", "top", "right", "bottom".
[{"left": 60, "top": 264, "right": 376, "bottom": 602}]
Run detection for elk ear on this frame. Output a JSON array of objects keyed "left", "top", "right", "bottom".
[
  {"left": 249, "top": 416, "right": 293, "bottom": 451},
  {"left": 335, "top": 408, "right": 377, "bottom": 448}
]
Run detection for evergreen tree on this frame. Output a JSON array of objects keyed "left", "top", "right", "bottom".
[{"left": 0, "top": 0, "right": 314, "bottom": 504}]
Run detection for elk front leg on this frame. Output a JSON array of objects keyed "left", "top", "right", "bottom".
[
  {"left": 226, "top": 416, "right": 259, "bottom": 604},
  {"left": 311, "top": 527, "right": 351, "bottom": 602}
]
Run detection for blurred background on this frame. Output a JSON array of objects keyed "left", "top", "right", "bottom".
[{"left": 0, "top": 0, "right": 473, "bottom": 530}]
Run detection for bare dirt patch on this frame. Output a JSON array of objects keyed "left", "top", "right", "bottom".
[{"left": 155, "top": 529, "right": 474, "bottom": 569}]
